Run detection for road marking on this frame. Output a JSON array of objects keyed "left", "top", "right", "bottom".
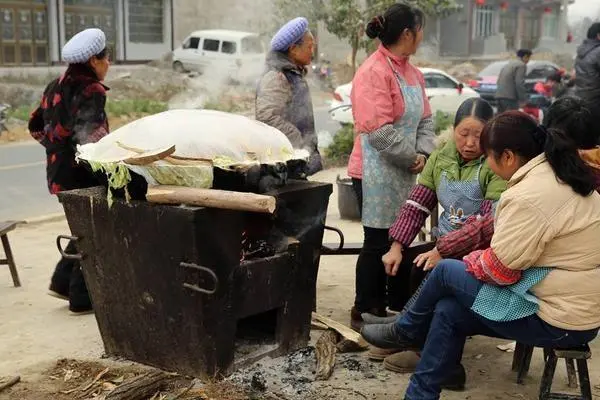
[{"left": 0, "top": 161, "right": 44, "bottom": 171}]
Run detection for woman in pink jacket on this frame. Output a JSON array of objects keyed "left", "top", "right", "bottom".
[{"left": 348, "top": 3, "right": 436, "bottom": 331}]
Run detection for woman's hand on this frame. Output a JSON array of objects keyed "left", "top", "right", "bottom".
[
  {"left": 383, "top": 241, "right": 403, "bottom": 276},
  {"left": 410, "top": 154, "right": 427, "bottom": 174},
  {"left": 414, "top": 247, "right": 442, "bottom": 271}
]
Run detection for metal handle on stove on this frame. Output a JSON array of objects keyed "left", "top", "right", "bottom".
[
  {"left": 56, "top": 234, "right": 84, "bottom": 260},
  {"left": 323, "top": 225, "right": 345, "bottom": 251},
  {"left": 180, "top": 262, "right": 219, "bottom": 295}
]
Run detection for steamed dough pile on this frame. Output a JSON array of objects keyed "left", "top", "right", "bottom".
[{"left": 76, "top": 109, "right": 307, "bottom": 204}]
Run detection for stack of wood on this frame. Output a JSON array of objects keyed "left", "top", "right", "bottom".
[{"left": 312, "top": 313, "right": 368, "bottom": 381}]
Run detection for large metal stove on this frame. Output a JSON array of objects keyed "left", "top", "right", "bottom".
[{"left": 56, "top": 178, "right": 332, "bottom": 378}]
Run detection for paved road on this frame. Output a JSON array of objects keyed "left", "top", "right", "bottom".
[
  {"left": 0, "top": 142, "right": 58, "bottom": 222},
  {"left": 0, "top": 107, "right": 340, "bottom": 221}
]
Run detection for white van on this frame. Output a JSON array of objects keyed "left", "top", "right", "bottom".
[{"left": 172, "top": 30, "right": 266, "bottom": 82}]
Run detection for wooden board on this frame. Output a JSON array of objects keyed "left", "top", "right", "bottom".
[
  {"left": 312, "top": 313, "right": 368, "bottom": 349},
  {"left": 146, "top": 185, "right": 277, "bottom": 214}
]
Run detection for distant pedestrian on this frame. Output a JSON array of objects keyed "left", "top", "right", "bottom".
[
  {"left": 28, "top": 28, "right": 111, "bottom": 315},
  {"left": 574, "top": 23, "right": 600, "bottom": 118},
  {"left": 255, "top": 17, "right": 322, "bottom": 175},
  {"left": 495, "top": 49, "right": 531, "bottom": 113}
]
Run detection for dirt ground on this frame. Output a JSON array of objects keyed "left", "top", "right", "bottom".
[{"left": 1, "top": 168, "right": 600, "bottom": 399}]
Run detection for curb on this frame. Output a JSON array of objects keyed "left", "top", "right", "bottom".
[{"left": 20, "top": 212, "right": 66, "bottom": 226}]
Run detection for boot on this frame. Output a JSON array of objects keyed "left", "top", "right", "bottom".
[
  {"left": 360, "top": 323, "right": 421, "bottom": 351},
  {"left": 383, "top": 352, "right": 466, "bottom": 391},
  {"left": 362, "top": 312, "right": 399, "bottom": 325},
  {"left": 49, "top": 254, "right": 76, "bottom": 300},
  {"left": 368, "top": 346, "right": 402, "bottom": 361},
  {"left": 68, "top": 264, "right": 93, "bottom": 316},
  {"left": 350, "top": 306, "right": 387, "bottom": 332},
  {"left": 441, "top": 363, "right": 466, "bottom": 391},
  {"left": 382, "top": 351, "right": 420, "bottom": 372}
]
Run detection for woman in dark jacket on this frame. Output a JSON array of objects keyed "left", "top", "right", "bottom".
[
  {"left": 255, "top": 17, "right": 322, "bottom": 175},
  {"left": 28, "top": 28, "right": 111, "bottom": 315}
]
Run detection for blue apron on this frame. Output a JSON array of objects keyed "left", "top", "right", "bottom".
[
  {"left": 434, "top": 163, "right": 485, "bottom": 237},
  {"left": 361, "top": 58, "right": 424, "bottom": 229}
]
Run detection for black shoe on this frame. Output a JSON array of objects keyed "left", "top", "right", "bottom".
[
  {"left": 69, "top": 304, "right": 94, "bottom": 315},
  {"left": 49, "top": 259, "right": 75, "bottom": 299},
  {"left": 360, "top": 323, "right": 421, "bottom": 351},
  {"left": 68, "top": 264, "right": 93, "bottom": 314},
  {"left": 440, "top": 363, "right": 466, "bottom": 391}
]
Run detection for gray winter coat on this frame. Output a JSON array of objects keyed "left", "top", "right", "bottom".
[
  {"left": 255, "top": 51, "right": 322, "bottom": 174},
  {"left": 495, "top": 60, "right": 528, "bottom": 102},
  {"left": 574, "top": 39, "right": 600, "bottom": 106}
]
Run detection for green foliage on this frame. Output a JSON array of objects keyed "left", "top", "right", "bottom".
[
  {"left": 9, "top": 99, "right": 168, "bottom": 122},
  {"left": 365, "top": 0, "right": 461, "bottom": 19},
  {"left": 105, "top": 99, "right": 167, "bottom": 117},
  {"left": 324, "top": 123, "right": 355, "bottom": 165},
  {"left": 434, "top": 110, "right": 453, "bottom": 135},
  {"left": 272, "top": 0, "right": 326, "bottom": 34},
  {"left": 202, "top": 98, "right": 245, "bottom": 113},
  {"left": 322, "top": 0, "right": 460, "bottom": 72},
  {"left": 7, "top": 105, "right": 34, "bottom": 121}
]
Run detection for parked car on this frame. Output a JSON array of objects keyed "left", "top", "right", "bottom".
[
  {"left": 172, "top": 30, "right": 265, "bottom": 82},
  {"left": 329, "top": 67, "right": 479, "bottom": 125},
  {"left": 468, "top": 60, "right": 561, "bottom": 105}
]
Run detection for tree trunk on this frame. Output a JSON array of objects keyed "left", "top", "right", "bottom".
[
  {"left": 351, "top": 45, "right": 357, "bottom": 75},
  {"left": 351, "top": 31, "right": 359, "bottom": 75},
  {"left": 105, "top": 371, "right": 176, "bottom": 400}
]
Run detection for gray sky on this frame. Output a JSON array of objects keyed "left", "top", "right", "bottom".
[{"left": 569, "top": 0, "right": 600, "bottom": 22}]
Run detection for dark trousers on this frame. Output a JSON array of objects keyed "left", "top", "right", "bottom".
[
  {"left": 351, "top": 178, "right": 413, "bottom": 312},
  {"left": 399, "top": 260, "right": 599, "bottom": 400},
  {"left": 50, "top": 240, "right": 92, "bottom": 311},
  {"left": 496, "top": 98, "right": 519, "bottom": 113}
]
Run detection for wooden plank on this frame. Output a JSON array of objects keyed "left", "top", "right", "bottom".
[
  {"left": 146, "top": 185, "right": 277, "bottom": 214},
  {"left": 312, "top": 313, "right": 368, "bottom": 349},
  {"left": 0, "top": 221, "right": 17, "bottom": 235}
]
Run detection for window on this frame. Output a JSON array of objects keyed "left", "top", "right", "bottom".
[
  {"left": 203, "top": 39, "right": 220, "bottom": 52},
  {"left": 478, "top": 61, "right": 508, "bottom": 77},
  {"left": 128, "top": 0, "right": 163, "bottom": 43},
  {"left": 541, "top": 12, "right": 558, "bottom": 38},
  {"left": 242, "top": 36, "right": 263, "bottom": 54},
  {"left": 221, "top": 41, "right": 237, "bottom": 54},
  {"left": 527, "top": 65, "right": 557, "bottom": 79},
  {"left": 183, "top": 37, "right": 200, "bottom": 49},
  {"left": 425, "top": 74, "right": 458, "bottom": 89},
  {"left": 474, "top": 5, "right": 495, "bottom": 38}
]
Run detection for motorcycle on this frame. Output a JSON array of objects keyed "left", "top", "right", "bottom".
[
  {"left": 0, "top": 103, "right": 10, "bottom": 136},
  {"left": 311, "top": 56, "right": 333, "bottom": 91}
]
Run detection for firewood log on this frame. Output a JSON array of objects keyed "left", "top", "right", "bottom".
[
  {"left": 315, "top": 329, "right": 339, "bottom": 380},
  {"left": 104, "top": 370, "right": 176, "bottom": 400}
]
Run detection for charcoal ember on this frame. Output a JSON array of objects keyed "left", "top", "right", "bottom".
[
  {"left": 251, "top": 371, "right": 267, "bottom": 392},
  {"left": 341, "top": 358, "right": 362, "bottom": 372},
  {"left": 242, "top": 239, "right": 275, "bottom": 260}
]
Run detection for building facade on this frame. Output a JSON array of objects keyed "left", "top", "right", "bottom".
[
  {"left": 0, "top": 0, "right": 174, "bottom": 66},
  {"left": 435, "top": 0, "right": 572, "bottom": 57}
]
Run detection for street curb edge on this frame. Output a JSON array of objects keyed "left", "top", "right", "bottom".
[{"left": 21, "top": 212, "right": 66, "bottom": 226}]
